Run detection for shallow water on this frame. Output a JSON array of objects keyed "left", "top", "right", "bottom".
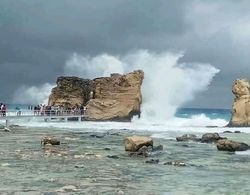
[{"left": 0, "top": 125, "right": 250, "bottom": 194}]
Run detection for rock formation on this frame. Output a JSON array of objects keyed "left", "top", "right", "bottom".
[
  {"left": 228, "top": 78, "right": 250, "bottom": 127},
  {"left": 48, "top": 70, "right": 144, "bottom": 121}
]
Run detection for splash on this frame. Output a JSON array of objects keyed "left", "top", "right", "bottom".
[
  {"left": 13, "top": 50, "right": 219, "bottom": 122},
  {"left": 65, "top": 50, "right": 220, "bottom": 120},
  {"left": 13, "top": 83, "right": 55, "bottom": 105}
]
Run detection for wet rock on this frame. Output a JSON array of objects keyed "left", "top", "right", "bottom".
[
  {"left": 201, "top": 133, "right": 225, "bottom": 143},
  {"left": 56, "top": 185, "right": 78, "bottom": 192},
  {"left": 90, "top": 134, "right": 105, "bottom": 138},
  {"left": 217, "top": 139, "right": 250, "bottom": 152},
  {"left": 107, "top": 155, "right": 119, "bottom": 159},
  {"left": 41, "top": 137, "right": 60, "bottom": 146},
  {"left": 164, "top": 161, "right": 186, "bottom": 167},
  {"left": 3, "top": 127, "right": 11, "bottom": 132},
  {"left": 104, "top": 147, "right": 111, "bottom": 151},
  {"left": 124, "top": 135, "right": 153, "bottom": 152},
  {"left": 176, "top": 134, "right": 200, "bottom": 142},
  {"left": 145, "top": 159, "right": 159, "bottom": 164},
  {"left": 234, "top": 130, "right": 241, "bottom": 133},
  {"left": 153, "top": 145, "right": 163, "bottom": 151},
  {"left": 129, "top": 146, "right": 151, "bottom": 157},
  {"left": 223, "top": 131, "right": 233, "bottom": 133},
  {"left": 75, "top": 165, "right": 84, "bottom": 168}
]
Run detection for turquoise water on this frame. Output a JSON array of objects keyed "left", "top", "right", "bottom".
[
  {"left": 1, "top": 107, "right": 249, "bottom": 194},
  {"left": 0, "top": 126, "right": 250, "bottom": 194}
]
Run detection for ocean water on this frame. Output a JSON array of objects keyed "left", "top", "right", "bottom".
[{"left": 1, "top": 107, "right": 250, "bottom": 194}]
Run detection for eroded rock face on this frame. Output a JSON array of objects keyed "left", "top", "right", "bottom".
[
  {"left": 124, "top": 136, "right": 153, "bottom": 152},
  {"left": 48, "top": 70, "right": 144, "bottom": 121},
  {"left": 228, "top": 79, "right": 250, "bottom": 127},
  {"left": 48, "top": 77, "right": 93, "bottom": 108},
  {"left": 86, "top": 70, "right": 144, "bottom": 121},
  {"left": 217, "top": 139, "right": 250, "bottom": 152}
]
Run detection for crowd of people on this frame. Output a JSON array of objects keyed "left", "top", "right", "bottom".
[
  {"left": 33, "top": 104, "right": 87, "bottom": 116},
  {"left": 0, "top": 103, "right": 7, "bottom": 116},
  {"left": 0, "top": 103, "right": 87, "bottom": 117}
]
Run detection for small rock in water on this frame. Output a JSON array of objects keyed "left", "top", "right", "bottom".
[
  {"left": 107, "top": 155, "right": 119, "bottom": 159},
  {"left": 3, "top": 127, "right": 11, "bottom": 132},
  {"left": 41, "top": 137, "right": 60, "bottom": 146},
  {"left": 223, "top": 131, "right": 233, "bottom": 133},
  {"left": 56, "top": 185, "right": 78, "bottom": 192},
  {"left": 201, "top": 133, "right": 225, "bottom": 143},
  {"left": 217, "top": 139, "right": 250, "bottom": 152},
  {"left": 153, "top": 145, "right": 163, "bottom": 151},
  {"left": 145, "top": 159, "right": 159, "bottom": 164},
  {"left": 75, "top": 164, "right": 84, "bottom": 168},
  {"left": 124, "top": 135, "right": 153, "bottom": 152},
  {"left": 176, "top": 134, "right": 199, "bottom": 142},
  {"left": 234, "top": 131, "right": 241, "bottom": 133},
  {"left": 164, "top": 161, "right": 186, "bottom": 167},
  {"left": 90, "top": 134, "right": 105, "bottom": 138},
  {"left": 104, "top": 147, "right": 111, "bottom": 151}
]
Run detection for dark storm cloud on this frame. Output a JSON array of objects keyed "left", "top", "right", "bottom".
[{"left": 0, "top": 0, "right": 250, "bottom": 108}]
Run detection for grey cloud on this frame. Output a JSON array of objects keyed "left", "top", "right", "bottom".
[{"left": 0, "top": 0, "right": 249, "bottom": 108}]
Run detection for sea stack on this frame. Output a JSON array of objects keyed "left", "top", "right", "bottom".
[
  {"left": 48, "top": 70, "right": 144, "bottom": 121},
  {"left": 228, "top": 78, "right": 250, "bottom": 127}
]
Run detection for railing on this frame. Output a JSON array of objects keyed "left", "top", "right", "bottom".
[{"left": 0, "top": 110, "right": 87, "bottom": 118}]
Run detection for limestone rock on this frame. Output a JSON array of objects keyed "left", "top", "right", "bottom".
[
  {"left": 124, "top": 136, "right": 153, "bottom": 152},
  {"left": 48, "top": 70, "right": 144, "bottom": 121},
  {"left": 201, "top": 133, "right": 225, "bottom": 143},
  {"left": 86, "top": 70, "right": 144, "bottom": 121},
  {"left": 41, "top": 137, "right": 60, "bottom": 146},
  {"left": 217, "top": 139, "right": 250, "bottom": 152},
  {"left": 228, "top": 79, "right": 250, "bottom": 127},
  {"left": 48, "top": 77, "right": 93, "bottom": 108}
]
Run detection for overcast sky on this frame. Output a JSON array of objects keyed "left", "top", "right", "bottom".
[{"left": 1, "top": 0, "right": 250, "bottom": 108}]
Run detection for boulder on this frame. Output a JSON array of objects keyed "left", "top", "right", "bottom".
[
  {"left": 124, "top": 136, "right": 153, "bottom": 152},
  {"left": 217, "top": 139, "right": 250, "bottom": 152},
  {"left": 228, "top": 79, "right": 250, "bottom": 127},
  {"left": 48, "top": 70, "right": 144, "bottom": 121},
  {"left": 41, "top": 137, "right": 60, "bottom": 146},
  {"left": 201, "top": 133, "right": 225, "bottom": 143},
  {"left": 176, "top": 134, "right": 200, "bottom": 142}
]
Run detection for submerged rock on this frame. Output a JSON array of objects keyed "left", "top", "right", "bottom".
[
  {"left": 56, "top": 185, "right": 78, "bottom": 192},
  {"left": 124, "top": 136, "right": 153, "bottom": 152},
  {"left": 41, "top": 137, "right": 60, "bottom": 146},
  {"left": 223, "top": 131, "right": 233, "bottom": 133},
  {"left": 145, "top": 159, "right": 159, "bottom": 164},
  {"left": 164, "top": 161, "right": 186, "bottom": 167},
  {"left": 107, "top": 155, "right": 119, "bottom": 159},
  {"left": 201, "top": 133, "right": 225, "bottom": 143},
  {"left": 176, "top": 134, "right": 200, "bottom": 142},
  {"left": 153, "top": 145, "right": 164, "bottom": 151},
  {"left": 216, "top": 139, "right": 250, "bottom": 152}
]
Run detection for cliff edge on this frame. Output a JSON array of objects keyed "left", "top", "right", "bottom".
[
  {"left": 48, "top": 70, "right": 144, "bottom": 121},
  {"left": 228, "top": 78, "right": 250, "bottom": 127}
]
